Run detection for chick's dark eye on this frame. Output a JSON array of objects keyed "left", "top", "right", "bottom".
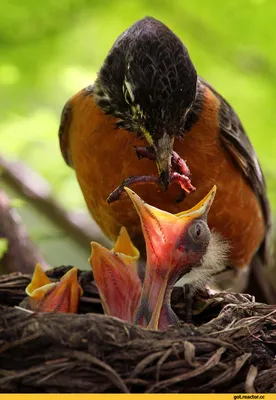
[
  {"left": 177, "top": 219, "right": 211, "bottom": 254},
  {"left": 188, "top": 220, "right": 210, "bottom": 244},
  {"left": 195, "top": 223, "right": 201, "bottom": 237}
]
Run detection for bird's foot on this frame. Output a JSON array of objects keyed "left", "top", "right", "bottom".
[{"left": 107, "top": 148, "right": 195, "bottom": 203}]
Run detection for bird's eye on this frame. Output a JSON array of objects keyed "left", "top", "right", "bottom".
[
  {"left": 188, "top": 220, "right": 210, "bottom": 243},
  {"left": 177, "top": 219, "right": 211, "bottom": 255},
  {"left": 195, "top": 224, "right": 201, "bottom": 237}
]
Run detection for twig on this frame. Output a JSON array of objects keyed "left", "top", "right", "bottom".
[
  {"left": 0, "top": 154, "right": 108, "bottom": 250},
  {"left": 0, "top": 189, "right": 47, "bottom": 274}
]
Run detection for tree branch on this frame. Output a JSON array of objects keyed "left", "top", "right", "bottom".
[
  {"left": 0, "top": 189, "right": 47, "bottom": 274},
  {"left": 0, "top": 154, "right": 109, "bottom": 250}
]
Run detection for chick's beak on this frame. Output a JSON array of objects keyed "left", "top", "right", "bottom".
[
  {"left": 26, "top": 265, "right": 83, "bottom": 313},
  {"left": 125, "top": 186, "right": 216, "bottom": 330},
  {"left": 26, "top": 263, "right": 52, "bottom": 299},
  {"left": 90, "top": 227, "right": 142, "bottom": 323},
  {"left": 175, "top": 185, "right": 217, "bottom": 219}
]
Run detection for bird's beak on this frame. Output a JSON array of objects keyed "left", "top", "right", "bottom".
[
  {"left": 152, "top": 134, "right": 175, "bottom": 190},
  {"left": 90, "top": 227, "right": 142, "bottom": 323},
  {"left": 125, "top": 186, "right": 216, "bottom": 330},
  {"left": 175, "top": 185, "right": 216, "bottom": 219},
  {"left": 26, "top": 263, "right": 52, "bottom": 299},
  {"left": 26, "top": 264, "right": 83, "bottom": 313}
]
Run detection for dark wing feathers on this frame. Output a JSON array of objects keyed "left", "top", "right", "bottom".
[
  {"left": 199, "top": 77, "right": 271, "bottom": 265},
  {"left": 58, "top": 101, "right": 73, "bottom": 167}
]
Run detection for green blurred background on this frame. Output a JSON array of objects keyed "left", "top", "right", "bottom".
[{"left": 1, "top": 0, "right": 276, "bottom": 269}]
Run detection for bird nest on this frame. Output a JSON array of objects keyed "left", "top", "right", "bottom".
[{"left": 0, "top": 266, "right": 276, "bottom": 393}]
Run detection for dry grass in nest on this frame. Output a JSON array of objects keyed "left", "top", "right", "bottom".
[{"left": 0, "top": 266, "right": 275, "bottom": 393}]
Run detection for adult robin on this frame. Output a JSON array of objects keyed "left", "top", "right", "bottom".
[{"left": 58, "top": 17, "right": 271, "bottom": 294}]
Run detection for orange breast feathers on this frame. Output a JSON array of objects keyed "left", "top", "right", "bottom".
[{"left": 66, "top": 87, "right": 265, "bottom": 269}]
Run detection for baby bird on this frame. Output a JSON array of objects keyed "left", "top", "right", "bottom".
[
  {"left": 90, "top": 186, "right": 228, "bottom": 330},
  {"left": 26, "top": 264, "right": 83, "bottom": 313}
]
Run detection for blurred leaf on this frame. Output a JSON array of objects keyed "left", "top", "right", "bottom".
[
  {"left": 0, "top": 239, "right": 8, "bottom": 259},
  {"left": 9, "top": 198, "right": 26, "bottom": 209}
]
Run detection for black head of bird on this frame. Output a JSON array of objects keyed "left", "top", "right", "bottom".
[{"left": 94, "top": 17, "right": 197, "bottom": 189}]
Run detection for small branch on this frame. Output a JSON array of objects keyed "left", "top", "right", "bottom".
[
  {"left": 0, "top": 154, "right": 109, "bottom": 250},
  {"left": 0, "top": 189, "right": 47, "bottom": 274}
]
